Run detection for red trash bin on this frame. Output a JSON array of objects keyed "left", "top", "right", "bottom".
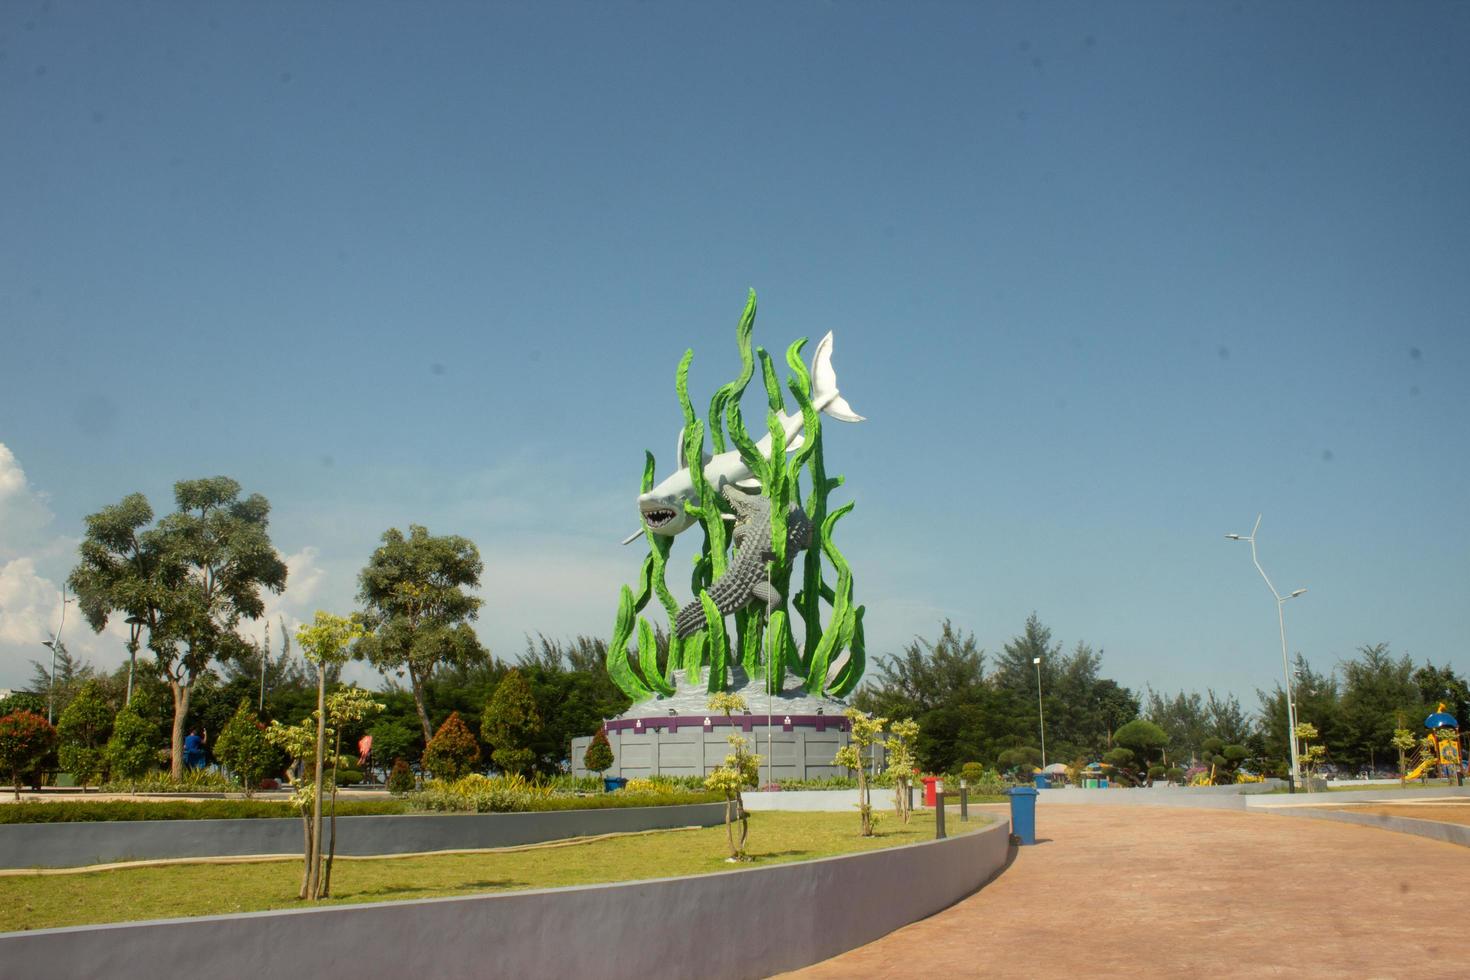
[{"left": 922, "top": 775, "right": 940, "bottom": 807}]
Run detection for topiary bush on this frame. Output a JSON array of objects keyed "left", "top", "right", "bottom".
[
  {"left": 583, "top": 729, "right": 614, "bottom": 777},
  {"left": 57, "top": 680, "right": 112, "bottom": 788},
  {"left": 214, "top": 702, "right": 276, "bottom": 797},
  {"left": 421, "top": 711, "right": 481, "bottom": 782},
  {"left": 105, "top": 706, "right": 160, "bottom": 791},
  {"left": 0, "top": 711, "right": 58, "bottom": 800},
  {"left": 387, "top": 758, "right": 416, "bottom": 795}
]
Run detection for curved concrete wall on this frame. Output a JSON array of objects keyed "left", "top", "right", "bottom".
[
  {"left": 0, "top": 803, "right": 727, "bottom": 869},
  {"left": 0, "top": 819, "right": 1010, "bottom": 980},
  {"left": 1270, "top": 805, "right": 1470, "bottom": 847}
]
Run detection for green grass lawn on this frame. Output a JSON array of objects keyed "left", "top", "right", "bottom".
[{"left": 0, "top": 810, "right": 992, "bottom": 932}]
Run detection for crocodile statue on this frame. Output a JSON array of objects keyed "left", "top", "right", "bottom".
[{"left": 674, "top": 485, "right": 814, "bottom": 639}]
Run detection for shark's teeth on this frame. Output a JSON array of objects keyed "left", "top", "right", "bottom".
[{"left": 643, "top": 508, "right": 676, "bottom": 527}]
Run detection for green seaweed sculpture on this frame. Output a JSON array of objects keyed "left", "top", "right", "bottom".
[{"left": 605, "top": 290, "right": 867, "bottom": 701}]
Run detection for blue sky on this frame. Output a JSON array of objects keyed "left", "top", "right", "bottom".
[{"left": 2, "top": 2, "right": 1466, "bottom": 706}]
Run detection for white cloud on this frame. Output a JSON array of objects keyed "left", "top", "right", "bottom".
[
  {"left": 0, "top": 558, "right": 61, "bottom": 647},
  {"left": 248, "top": 546, "right": 328, "bottom": 637},
  {"left": 0, "top": 442, "right": 56, "bottom": 562}
]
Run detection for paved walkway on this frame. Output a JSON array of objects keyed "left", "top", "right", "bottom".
[{"left": 783, "top": 804, "right": 1470, "bottom": 979}]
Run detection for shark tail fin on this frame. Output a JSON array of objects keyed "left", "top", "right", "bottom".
[{"left": 809, "top": 331, "right": 865, "bottom": 423}]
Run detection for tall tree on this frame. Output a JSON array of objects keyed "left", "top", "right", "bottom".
[
  {"left": 1256, "top": 653, "right": 1342, "bottom": 774},
  {"left": 113, "top": 478, "right": 288, "bottom": 779},
  {"left": 1203, "top": 690, "right": 1252, "bottom": 747},
  {"left": 992, "top": 613, "right": 1061, "bottom": 695},
  {"left": 26, "top": 643, "right": 93, "bottom": 720},
  {"left": 857, "top": 619, "right": 987, "bottom": 718},
  {"left": 1144, "top": 688, "right": 1209, "bottom": 764},
  {"left": 357, "top": 525, "right": 487, "bottom": 743},
  {"left": 68, "top": 493, "right": 171, "bottom": 706},
  {"left": 1411, "top": 661, "right": 1470, "bottom": 726},
  {"left": 1338, "top": 643, "right": 1419, "bottom": 769}
]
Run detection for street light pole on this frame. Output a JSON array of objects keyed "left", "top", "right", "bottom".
[
  {"left": 43, "top": 587, "right": 73, "bottom": 725},
  {"left": 1226, "top": 515, "right": 1307, "bottom": 793},
  {"left": 124, "top": 614, "right": 146, "bottom": 707},
  {"left": 1034, "top": 656, "right": 1047, "bottom": 768}
]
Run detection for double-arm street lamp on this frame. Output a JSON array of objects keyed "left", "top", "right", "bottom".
[{"left": 1226, "top": 515, "right": 1307, "bottom": 792}]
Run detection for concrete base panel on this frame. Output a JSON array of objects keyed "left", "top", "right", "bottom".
[
  {"left": 0, "top": 820, "right": 1010, "bottom": 980},
  {"left": 0, "top": 803, "right": 727, "bottom": 869}
]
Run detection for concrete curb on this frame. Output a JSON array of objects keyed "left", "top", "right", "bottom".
[
  {"left": 0, "top": 803, "right": 727, "bottom": 869},
  {"left": 0, "top": 818, "right": 1011, "bottom": 980},
  {"left": 1265, "top": 805, "right": 1470, "bottom": 848}
]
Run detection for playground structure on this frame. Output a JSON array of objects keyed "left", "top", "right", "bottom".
[{"left": 1404, "top": 705, "right": 1465, "bottom": 782}]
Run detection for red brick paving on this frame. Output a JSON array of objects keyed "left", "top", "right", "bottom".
[{"left": 781, "top": 804, "right": 1470, "bottom": 979}]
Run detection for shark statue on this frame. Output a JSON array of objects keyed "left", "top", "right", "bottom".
[{"left": 624, "top": 331, "right": 864, "bottom": 545}]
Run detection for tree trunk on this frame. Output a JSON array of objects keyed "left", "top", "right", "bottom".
[
  {"left": 858, "top": 768, "right": 871, "bottom": 837},
  {"left": 409, "top": 669, "right": 433, "bottom": 745},
  {"left": 306, "top": 664, "right": 327, "bottom": 900},
  {"left": 323, "top": 728, "right": 342, "bottom": 897},
  {"left": 169, "top": 679, "right": 191, "bottom": 781},
  {"left": 298, "top": 812, "right": 313, "bottom": 900}
]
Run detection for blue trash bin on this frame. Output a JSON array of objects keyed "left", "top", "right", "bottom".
[
  {"left": 1005, "top": 786, "right": 1039, "bottom": 845},
  {"left": 1033, "top": 772, "right": 1048, "bottom": 790},
  {"left": 603, "top": 776, "right": 628, "bottom": 792}
]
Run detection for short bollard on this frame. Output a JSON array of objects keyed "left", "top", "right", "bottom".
[
  {"left": 1005, "top": 785, "right": 1039, "bottom": 845},
  {"left": 960, "top": 782, "right": 969, "bottom": 822},
  {"left": 935, "top": 791, "right": 947, "bottom": 839}
]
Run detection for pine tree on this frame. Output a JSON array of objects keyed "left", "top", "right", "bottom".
[{"left": 482, "top": 669, "right": 542, "bottom": 775}]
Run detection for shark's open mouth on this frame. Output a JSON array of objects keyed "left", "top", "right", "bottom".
[{"left": 642, "top": 507, "right": 677, "bottom": 528}]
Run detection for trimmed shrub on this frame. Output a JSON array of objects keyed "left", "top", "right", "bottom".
[
  {"left": 583, "top": 729, "right": 614, "bottom": 776},
  {"left": 482, "top": 669, "right": 541, "bottom": 776},
  {"left": 0, "top": 692, "right": 46, "bottom": 718},
  {"left": 105, "top": 707, "right": 161, "bottom": 789},
  {"left": 57, "top": 681, "right": 112, "bottom": 787},
  {"left": 387, "top": 758, "right": 416, "bottom": 795},
  {"left": 422, "top": 711, "right": 481, "bottom": 781},
  {"left": 407, "top": 773, "right": 720, "bottom": 814},
  {"left": 0, "top": 711, "right": 58, "bottom": 799},
  {"left": 214, "top": 702, "right": 275, "bottom": 797}
]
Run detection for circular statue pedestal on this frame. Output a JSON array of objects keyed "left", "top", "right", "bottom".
[{"left": 571, "top": 671, "right": 884, "bottom": 781}]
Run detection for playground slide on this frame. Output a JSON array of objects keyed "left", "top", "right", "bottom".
[{"left": 1404, "top": 758, "right": 1434, "bottom": 781}]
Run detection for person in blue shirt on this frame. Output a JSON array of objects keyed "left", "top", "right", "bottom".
[{"left": 184, "top": 728, "right": 206, "bottom": 770}]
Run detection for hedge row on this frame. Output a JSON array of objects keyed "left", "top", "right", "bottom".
[
  {"left": 0, "top": 799, "right": 410, "bottom": 823},
  {"left": 0, "top": 791, "right": 724, "bottom": 824}
]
